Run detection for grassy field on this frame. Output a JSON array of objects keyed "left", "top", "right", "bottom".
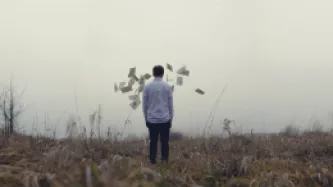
[{"left": 0, "top": 130, "right": 333, "bottom": 187}]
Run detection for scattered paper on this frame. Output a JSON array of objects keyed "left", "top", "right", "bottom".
[
  {"left": 143, "top": 73, "right": 151, "bottom": 80},
  {"left": 195, "top": 88, "right": 205, "bottom": 95},
  {"left": 128, "top": 67, "right": 136, "bottom": 78},
  {"left": 176, "top": 66, "right": 184, "bottom": 73},
  {"left": 139, "top": 76, "right": 146, "bottom": 85},
  {"left": 114, "top": 83, "right": 118, "bottom": 92},
  {"left": 128, "top": 77, "right": 136, "bottom": 87},
  {"left": 129, "top": 94, "right": 139, "bottom": 100},
  {"left": 115, "top": 64, "right": 204, "bottom": 109},
  {"left": 121, "top": 85, "right": 133, "bottom": 93},
  {"left": 182, "top": 70, "right": 190, "bottom": 76},
  {"left": 119, "top": 82, "right": 126, "bottom": 89},
  {"left": 133, "top": 75, "right": 139, "bottom": 82},
  {"left": 176, "top": 76, "right": 183, "bottom": 86},
  {"left": 166, "top": 63, "right": 173, "bottom": 72},
  {"left": 176, "top": 66, "right": 190, "bottom": 76}
]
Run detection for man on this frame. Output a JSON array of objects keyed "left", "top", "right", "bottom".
[{"left": 142, "top": 65, "right": 173, "bottom": 164}]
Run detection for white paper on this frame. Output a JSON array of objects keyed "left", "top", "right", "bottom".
[
  {"left": 133, "top": 75, "right": 139, "bottom": 82},
  {"left": 166, "top": 63, "right": 173, "bottom": 72},
  {"left": 128, "top": 77, "right": 136, "bottom": 87},
  {"left": 139, "top": 76, "right": 146, "bottom": 85},
  {"left": 129, "top": 94, "right": 139, "bottom": 100},
  {"left": 121, "top": 85, "right": 133, "bottom": 93},
  {"left": 143, "top": 73, "right": 151, "bottom": 80},
  {"left": 195, "top": 88, "right": 205, "bottom": 95},
  {"left": 119, "top": 82, "right": 126, "bottom": 89},
  {"left": 176, "top": 76, "right": 183, "bottom": 86},
  {"left": 181, "top": 69, "right": 190, "bottom": 76},
  {"left": 128, "top": 67, "right": 136, "bottom": 78},
  {"left": 176, "top": 66, "right": 186, "bottom": 74},
  {"left": 176, "top": 66, "right": 189, "bottom": 76}
]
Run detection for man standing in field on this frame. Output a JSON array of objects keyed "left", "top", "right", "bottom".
[{"left": 142, "top": 65, "right": 173, "bottom": 164}]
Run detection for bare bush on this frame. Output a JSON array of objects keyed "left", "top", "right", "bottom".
[
  {"left": 0, "top": 79, "right": 25, "bottom": 145},
  {"left": 311, "top": 119, "right": 324, "bottom": 132},
  {"left": 280, "top": 124, "right": 300, "bottom": 136},
  {"left": 169, "top": 131, "right": 185, "bottom": 141}
]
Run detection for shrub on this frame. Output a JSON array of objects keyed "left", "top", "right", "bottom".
[
  {"left": 280, "top": 124, "right": 300, "bottom": 136},
  {"left": 169, "top": 131, "right": 185, "bottom": 141}
]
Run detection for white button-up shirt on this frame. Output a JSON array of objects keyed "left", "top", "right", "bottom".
[{"left": 142, "top": 77, "right": 173, "bottom": 124}]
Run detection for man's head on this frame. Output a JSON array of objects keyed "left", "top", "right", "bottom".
[{"left": 153, "top": 65, "right": 164, "bottom": 78}]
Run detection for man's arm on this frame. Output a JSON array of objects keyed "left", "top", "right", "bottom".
[
  {"left": 168, "top": 86, "right": 174, "bottom": 121},
  {"left": 142, "top": 85, "right": 149, "bottom": 123}
]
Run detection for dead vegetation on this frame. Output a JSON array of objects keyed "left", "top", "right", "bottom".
[{"left": 0, "top": 129, "right": 332, "bottom": 187}]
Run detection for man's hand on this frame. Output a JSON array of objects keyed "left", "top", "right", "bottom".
[{"left": 169, "top": 119, "right": 172, "bottom": 129}]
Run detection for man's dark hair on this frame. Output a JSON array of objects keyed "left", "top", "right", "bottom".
[{"left": 153, "top": 65, "right": 164, "bottom": 77}]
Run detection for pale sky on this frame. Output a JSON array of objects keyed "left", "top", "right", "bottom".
[{"left": 1, "top": 0, "right": 333, "bottom": 138}]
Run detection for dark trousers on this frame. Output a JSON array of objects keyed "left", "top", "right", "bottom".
[{"left": 147, "top": 121, "right": 171, "bottom": 162}]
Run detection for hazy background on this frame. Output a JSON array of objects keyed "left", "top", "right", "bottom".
[{"left": 1, "top": 0, "right": 333, "bottom": 138}]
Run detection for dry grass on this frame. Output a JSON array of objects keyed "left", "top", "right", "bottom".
[{"left": 0, "top": 131, "right": 333, "bottom": 187}]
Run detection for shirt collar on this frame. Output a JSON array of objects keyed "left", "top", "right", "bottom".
[{"left": 154, "top": 77, "right": 163, "bottom": 81}]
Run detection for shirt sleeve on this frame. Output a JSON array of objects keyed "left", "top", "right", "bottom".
[
  {"left": 142, "top": 85, "right": 149, "bottom": 121},
  {"left": 168, "top": 86, "right": 174, "bottom": 119}
]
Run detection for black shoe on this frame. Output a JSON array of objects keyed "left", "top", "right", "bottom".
[{"left": 150, "top": 160, "right": 157, "bottom": 164}]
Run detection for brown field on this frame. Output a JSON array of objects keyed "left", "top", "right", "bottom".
[{"left": 0, "top": 131, "right": 333, "bottom": 187}]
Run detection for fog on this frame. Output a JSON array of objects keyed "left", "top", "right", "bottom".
[{"left": 1, "top": 0, "right": 333, "bottom": 138}]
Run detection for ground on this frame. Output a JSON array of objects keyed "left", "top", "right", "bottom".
[{"left": 0, "top": 132, "right": 333, "bottom": 187}]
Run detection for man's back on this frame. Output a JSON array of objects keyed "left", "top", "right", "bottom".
[
  {"left": 143, "top": 65, "right": 173, "bottom": 164},
  {"left": 143, "top": 77, "right": 173, "bottom": 124}
]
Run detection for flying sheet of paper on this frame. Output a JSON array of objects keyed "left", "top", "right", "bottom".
[
  {"left": 114, "top": 83, "right": 118, "bottom": 92},
  {"left": 128, "top": 94, "right": 139, "bottom": 100},
  {"left": 195, "top": 88, "right": 205, "bottom": 95},
  {"left": 181, "top": 70, "right": 190, "bottom": 76},
  {"left": 129, "top": 98, "right": 141, "bottom": 110},
  {"left": 176, "top": 66, "right": 186, "bottom": 74},
  {"left": 176, "top": 76, "right": 183, "bottom": 86},
  {"left": 139, "top": 76, "right": 146, "bottom": 85},
  {"left": 176, "top": 66, "right": 190, "bottom": 76},
  {"left": 119, "top": 82, "right": 126, "bottom": 89},
  {"left": 143, "top": 73, "right": 151, "bottom": 80},
  {"left": 128, "top": 67, "right": 136, "bottom": 78},
  {"left": 133, "top": 75, "right": 139, "bottom": 82},
  {"left": 121, "top": 85, "right": 133, "bottom": 93},
  {"left": 166, "top": 63, "right": 173, "bottom": 72},
  {"left": 128, "top": 77, "right": 136, "bottom": 87}
]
